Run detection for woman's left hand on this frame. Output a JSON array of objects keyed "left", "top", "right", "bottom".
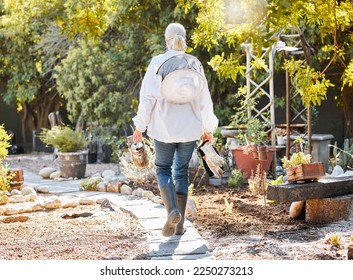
[{"left": 133, "top": 129, "right": 143, "bottom": 143}]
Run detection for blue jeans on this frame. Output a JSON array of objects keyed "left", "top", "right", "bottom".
[{"left": 154, "top": 139, "right": 196, "bottom": 195}]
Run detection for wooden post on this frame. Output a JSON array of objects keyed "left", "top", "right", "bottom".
[{"left": 285, "top": 51, "right": 291, "bottom": 158}]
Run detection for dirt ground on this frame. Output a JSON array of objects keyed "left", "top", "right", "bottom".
[{"left": 2, "top": 152, "right": 353, "bottom": 260}]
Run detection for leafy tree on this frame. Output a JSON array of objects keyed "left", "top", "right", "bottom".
[
  {"left": 0, "top": 0, "right": 66, "bottom": 142},
  {"left": 179, "top": 0, "right": 353, "bottom": 138},
  {"left": 54, "top": 39, "right": 132, "bottom": 127},
  {"left": 0, "top": 0, "right": 236, "bottom": 147}
]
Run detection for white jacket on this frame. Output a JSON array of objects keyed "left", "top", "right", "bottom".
[{"left": 132, "top": 50, "right": 219, "bottom": 143}]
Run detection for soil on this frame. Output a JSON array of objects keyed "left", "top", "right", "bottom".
[{"left": 2, "top": 152, "right": 353, "bottom": 260}]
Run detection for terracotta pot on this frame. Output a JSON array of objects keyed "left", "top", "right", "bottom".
[{"left": 232, "top": 146, "right": 276, "bottom": 179}]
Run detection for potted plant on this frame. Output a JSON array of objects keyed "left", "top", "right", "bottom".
[
  {"left": 282, "top": 138, "right": 325, "bottom": 183},
  {"left": 40, "top": 125, "right": 88, "bottom": 179},
  {"left": 229, "top": 86, "right": 276, "bottom": 179}
]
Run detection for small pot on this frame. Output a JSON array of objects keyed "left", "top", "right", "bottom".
[
  {"left": 258, "top": 146, "right": 267, "bottom": 161},
  {"left": 250, "top": 144, "right": 258, "bottom": 159}
]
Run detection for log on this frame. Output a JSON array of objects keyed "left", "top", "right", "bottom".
[
  {"left": 305, "top": 194, "right": 353, "bottom": 224},
  {"left": 267, "top": 176, "right": 353, "bottom": 202}
]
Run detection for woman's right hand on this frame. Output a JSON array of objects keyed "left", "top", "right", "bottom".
[
  {"left": 201, "top": 132, "right": 213, "bottom": 143},
  {"left": 133, "top": 129, "right": 143, "bottom": 143}
]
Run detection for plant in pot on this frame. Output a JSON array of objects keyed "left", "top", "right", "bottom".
[
  {"left": 40, "top": 125, "right": 88, "bottom": 179},
  {"left": 281, "top": 137, "right": 325, "bottom": 183},
  {"left": 229, "top": 86, "right": 276, "bottom": 179}
]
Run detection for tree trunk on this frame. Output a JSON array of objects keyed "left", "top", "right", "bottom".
[{"left": 19, "top": 91, "right": 61, "bottom": 145}]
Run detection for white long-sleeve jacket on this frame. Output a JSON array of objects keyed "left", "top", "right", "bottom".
[{"left": 132, "top": 49, "right": 219, "bottom": 143}]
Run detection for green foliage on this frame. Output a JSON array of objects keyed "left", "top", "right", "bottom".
[
  {"left": 230, "top": 86, "right": 269, "bottom": 145},
  {"left": 54, "top": 40, "right": 131, "bottom": 127},
  {"left": 227, "top": 169, "right": 244, "bottom": 188},
  {"left": 57, "top": 0, "right": 108, "bottom": 41},
  {"left": 81, "top": 177, "right": 103, "bottom": 191},
  {"left": 6, "top": 0, "right": 353, "bottom": 146},
  {"left": 0, "top": 124, "right": 11, "bottom": 160},
  {"left": 329, "top": 142, "right": 353, "bottom": 171},
  {"left": 184, "top": 0, "right": 353, "bottom": 138},
  {"left": 0, "top": 124, "right": 13, "bottom": 194},
  {"left": 1, "top": 0, "right": 236, "bottom": 139},
  {"left": 39, "top": 126, "right": 87, "bottom": 152},
  {"left": 342, "top": 59, "right": 353, "bottom": 89},
  {"left": 284, "top": 58, "right": 334, "bottom": 106}
]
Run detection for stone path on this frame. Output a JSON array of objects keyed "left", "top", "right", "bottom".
[{"left": 23, "top": 170, "right": 212, "bottom": 260}]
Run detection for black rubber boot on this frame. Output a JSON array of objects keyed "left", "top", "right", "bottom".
[
  {"left": 175, "top": 194, "right": 188, "bottom": 235},
  {"left": 160, "top": 185, "right": 181, "bottom": 237}
]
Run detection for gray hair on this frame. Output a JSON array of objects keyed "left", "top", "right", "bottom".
[{"left": 165, "top": 23, "right": 187, "bottom": 51}]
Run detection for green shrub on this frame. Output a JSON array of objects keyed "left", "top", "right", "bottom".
[
  {"left": 40, "top": 126, "right": 87, "bottom": 152},
  {"left": 0, "top": 124, "right": 13, "bottom": 194},
  {"left": 227, "top": 169, "right": 244, "bottom": 188}
]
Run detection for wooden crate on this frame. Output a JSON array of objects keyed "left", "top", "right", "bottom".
[{"left": 286, "top": 163, "right": 325, "bottom": 183}]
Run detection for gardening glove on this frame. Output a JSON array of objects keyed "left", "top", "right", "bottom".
[{"left": 199, "top": 141, "right": 225, "bottom": 178}]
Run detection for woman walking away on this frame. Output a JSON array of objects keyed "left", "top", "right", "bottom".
[{"left": 133, "top": 22, "right": 218, "bottom": 237}]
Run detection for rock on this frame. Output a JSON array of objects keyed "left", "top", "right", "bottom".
[
  {"left": 107, "top": 181, "right": 122, "bottom": 193},
  {"left": 1, "top": 215, "right": 29, "bottom": 223},
  {"left": 95, "top": 197, "right": 109, "bottom": 204},
  {"left": 44, "top": 197, "right": 61, "bottom": 209},
  {"left": 61, "top": 200, "right": 79, "bottom": 208},
  {"left": 186, "top": 197, "right": 197, "bottom": 220},
  {"left": 151, "top": 196, "right": 162, "bottom": 204},
  {"left": 104, "top": 175, "right": 119, "bottom": 183},
  {"left": 17, "top": 204, "right": 33, "bottom": 214},
  {"left": 78, "top": 198, "right": 96, "bottom": 205},
  {"left": 116, "top": 174, "right": 129, "bottom": 184},
  {"left": 142, "top": 190, "right": 154, "bottom": 200},
  {"left": 102, "top": 170, "right": 116, "bottom": 178},
  {"left": 36, "top": 186, "right": 50, "bottom": 193},
  {"left": 10, "top": 189, "right": 21, "bottom": 196},
  {"left": 332, "top": 165, "right": 344, "bottom": 177},
  {"left": 38, "top": 167, "right": 57, "bottom": 179},
  {"left": 120, "top": 184, "right": 132, "bottom": 195},
  {"left": 49, "top": 171, "right": 61, "bottom": 179},
  {"left": 91, "top": 173, "right": 102, "bottom": 178},
  {"left": 0, "top": 195, "right": 9, "bottom": 205},
  {"left": 132, "top": 187, "right": 144, "bottom": 197},
  {"left": 96, "top": 182, "right": 107, "bottom": 192},
  {"left": 289, "top": 200, "right": 306, "bottom": 219},
  {"left": 32, "top": 202, "right": 44, "bottom": 212},
  {"left": 26, "top": 193, "right": 37, "bottom": 202},
  {"left": 4, "top": 205, "right": 19, "bottom": 215},
  {"left": 306, "top": 195, "right": 353, "bottom": 224},
  {"left": 0, "top": 206, "right": 5, "bottom": 215},
  {"left": 345, "top": 170, "right": 353, "bottom": 176},
  {"left": 9, "top": 195, "right": 26, "bottom": 204},
  {"left": 21, "top": 186, "right": 37, "bottom": 196}
]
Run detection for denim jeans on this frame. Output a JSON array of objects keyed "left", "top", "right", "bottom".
[{"left": 154, "top": 139, "right": 197, "bottom": 195}]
